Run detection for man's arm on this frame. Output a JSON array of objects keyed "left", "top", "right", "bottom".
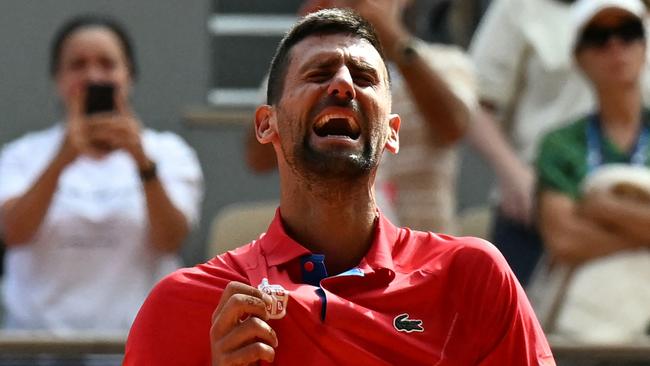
[
  {"left": 467, "top": 106, "right": 536, "bottom": 225},
  {"left": 124, "top": 265, "right": 261, "bottom": 365},
  {"left": 538, "top": 190, "right": 644, "bottom": 264},
  {"left": 389, "top": 40, "right": 470, "bottom": 146},
  {"left": 467, "top": 0, "right": 535, "bottom": 224},
  {"left": 454, "top": 239, "right": 555, "bottom": 365}
]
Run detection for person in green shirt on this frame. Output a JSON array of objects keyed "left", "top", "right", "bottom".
[
  {"left": 534, "top": 1, "right": 650, "bottom": 349},
  {"left": 537, "top": 0, "right": 650, "bottom": 265}
]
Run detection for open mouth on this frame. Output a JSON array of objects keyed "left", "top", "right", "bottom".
[{"left": 313, "top": 114, "right": 361, "bottom": 140}]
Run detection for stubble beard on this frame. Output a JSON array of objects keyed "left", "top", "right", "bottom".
[
  {"left": 297, "top": 134, "right": 375, "bottom": 180},
  {"left": 281, "top": 121, "right": 383, "bottom": 193}
]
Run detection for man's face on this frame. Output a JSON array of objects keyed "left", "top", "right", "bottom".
[{"left": 269, "top": 33, "right": 398, "bottom": 183}]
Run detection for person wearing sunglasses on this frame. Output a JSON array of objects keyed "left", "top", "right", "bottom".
[
  {"left": 536, "top": 0, "right": 650, "bottom": 345},
  {"left": 576, "top": 15, "right": 646, "bottom": 50}
]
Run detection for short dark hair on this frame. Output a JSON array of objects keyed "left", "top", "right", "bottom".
[
  {"left": 50, "top": 14, "right": 137, "bottom": 79},
  {"left": 266, "top": 8, "right": 386, "bottom": 105}
]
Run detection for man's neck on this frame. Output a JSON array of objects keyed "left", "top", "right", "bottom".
[
  {"left": 279, "top": 173, "right": 378, "bottom": 276},
  {"left": 597, "top": 84, "right": 643, "bottom": 151}
]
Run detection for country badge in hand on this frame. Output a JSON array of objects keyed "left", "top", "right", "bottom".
[{"left": 258, "top": 278, "right": 288, "bottom": 319}]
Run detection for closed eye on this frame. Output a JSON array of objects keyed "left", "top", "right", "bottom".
[
  {"left": 353, "top": 73, "right": 376, "bottom": 87},
  {"left": 306, "top": 71, "right": 332, "bottom": 83}
]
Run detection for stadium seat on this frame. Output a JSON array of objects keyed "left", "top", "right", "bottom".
[{"left": 206, "top": 200, "right": 278, "bottom": 258}]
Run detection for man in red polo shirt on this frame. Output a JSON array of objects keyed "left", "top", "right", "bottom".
[{"left": 124, "top": 8, "right": 554, "bottom": 366}]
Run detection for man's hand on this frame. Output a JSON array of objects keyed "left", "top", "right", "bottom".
[
  {"left": 497, "top": 162, "right": 536, "bottom": 226},
  {"left": 211, "top": 281, "right": 279, "bottom": 366},
  {"left": 333, "top": 0, "right": 409, "bottom": 53}
]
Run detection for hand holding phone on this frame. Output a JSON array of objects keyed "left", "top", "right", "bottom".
[{"left": 85, "top": 83, "right": 115, "bottom": 115}]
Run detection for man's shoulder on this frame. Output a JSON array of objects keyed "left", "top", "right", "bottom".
[
  {"left": 124, "top": 243, "right": 264, "bottom": 365},
  {"left": 144, "top": 266, "right": 225, "bottom": 311},
  {"left": 395, "top": 228, "right": 507, "bottom": 273},
  {"left": 400, "top": 227, "right": 500, "bottom": 255},
  {"left": 153, "top": 245, "right": 262, "bottom": 301}
]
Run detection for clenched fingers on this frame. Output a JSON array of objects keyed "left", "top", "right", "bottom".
[
  {"left": 213, "top": 282, "right": 273, "bottom": 323},
  {"left": 218, "top": 316, "right": 278, "bottom": 351},
  {"left": 212, "top": 291, "right": 273, "bottom": 336},
  {"left": 214, "top": 341, "right": 276, "bottom": 365},
  {"left": 210, "top": 282, "right": 277, "bottom": 366}
]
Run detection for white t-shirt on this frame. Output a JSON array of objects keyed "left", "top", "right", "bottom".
[{"left": 0, "top": 124, "right": 203, "bottom": 332}]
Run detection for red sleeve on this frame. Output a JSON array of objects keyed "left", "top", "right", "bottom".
[
  {"left": 123, "top": 257, "right": 249, "bottom": 365},
  {"left": 455, "top": 239, "right": 556, "bottom": 366}
]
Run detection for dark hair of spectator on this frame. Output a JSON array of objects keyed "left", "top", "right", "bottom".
[
  {"left": 50, "top": 14, "right": 137, "bottom": 79},
  {"left": 266, "top": 8, "right": 387, "bottom": 105}
]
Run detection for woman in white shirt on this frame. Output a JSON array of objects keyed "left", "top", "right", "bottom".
[{"left": 0, "top": 15, "right": 203, "bottom": 332}]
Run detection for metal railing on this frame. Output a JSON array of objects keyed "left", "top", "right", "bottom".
[
  {"left": 0, "top": 330, "right": 648, "bottom": 364},
  {"left": 0, "top": 330, "right": 125, "bottom": 365},
  {"left": 550, "top": 336, "right": 650, "bottom": 364}
]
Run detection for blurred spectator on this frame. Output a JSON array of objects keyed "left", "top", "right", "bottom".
[
  {"left": 0, "top": 15, "right": 203, "bottom": 332},
  {"left": 468, "top": 0, "right": 650, "bottom": 285},
  {"left": 536, "top": 0, "right": 650, "bottom": 343},
  {"left": 425, "top": 0, "right": 492, "bottom": 47},
  {"left": 247, "top": 0, "right": 476, "bottom": 233}
]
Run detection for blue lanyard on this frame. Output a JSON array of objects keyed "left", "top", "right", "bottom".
[{"left": 586, "top": 113, "right": 649, "bottom": 173}]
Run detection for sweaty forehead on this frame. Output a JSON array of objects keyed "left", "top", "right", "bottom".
[{"left": 289, "top": 34, "right": 386, "bottom": 75}]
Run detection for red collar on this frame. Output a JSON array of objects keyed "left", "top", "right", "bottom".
[{"left": 259, "top": 208, "right": 400, "bottom": 276}]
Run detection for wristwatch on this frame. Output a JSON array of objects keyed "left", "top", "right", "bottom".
[
  {"left": 139, "top": 161, "right": 158, "bottom": 182},
  {"left": 395, "top": 38, "right": 420, "bottom": 65}
]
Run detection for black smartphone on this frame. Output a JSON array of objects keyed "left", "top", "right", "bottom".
[{"left": 85, "top": 83, "right": 116, "bottom": 115}]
